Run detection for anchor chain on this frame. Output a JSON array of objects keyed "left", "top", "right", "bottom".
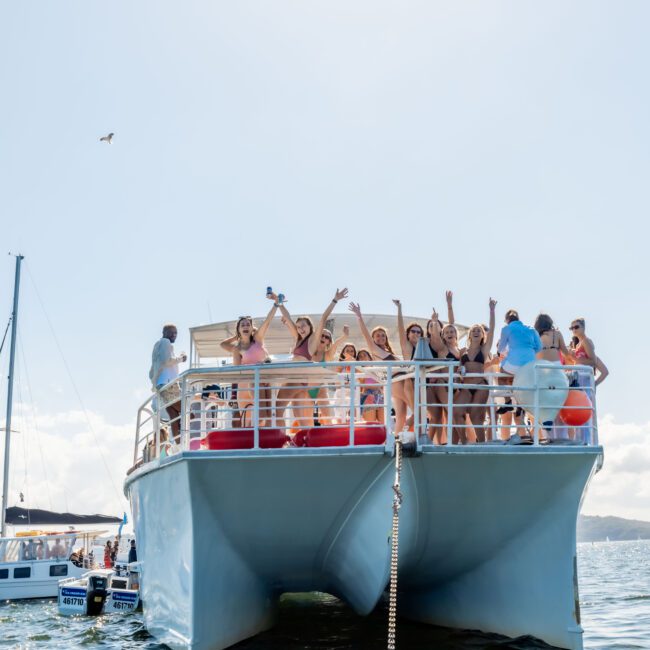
[{"left": 387, "top": 434, "right": 403, "bottom": 650}]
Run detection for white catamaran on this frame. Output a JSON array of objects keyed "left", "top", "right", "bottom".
[{"left": 126, "top": 313, "right": 602, "bottom": 650}]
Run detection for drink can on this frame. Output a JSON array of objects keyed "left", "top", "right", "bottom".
[
  {"left": 266, "top": 286, "right": 273, "bottom": 297},
  {"left": 278, "top": 293, "right": 285, "bottom": 304}
]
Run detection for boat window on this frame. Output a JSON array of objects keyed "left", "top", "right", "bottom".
[
  {"left": 0, "top": 569, "right": 8, "bottom": 579},
  {"left": 49, "top": 564, "right": 68, "bottom": 577},
  {"left": 13, "top": 567, "right": 31, "bottom": 579}
]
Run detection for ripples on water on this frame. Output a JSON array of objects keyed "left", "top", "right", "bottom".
[{"left": 1, "top": 541, "right": 648, "bottom": 649}]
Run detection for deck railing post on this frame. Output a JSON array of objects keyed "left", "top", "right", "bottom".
[
  {"left": 349, "top": 365, "right": 356, "bottom": 446},
  {"left": 413, "top": 361, "right": 420, "bottom": 443},
  {"left": 155, "top": 397, "right": 161, "bottom": 458},
  {"left": 590, "top": 371, "right": 597, "bottom": 446},
  {"left": 446, "top": 364, "right": 454, "bottom": 446},
  {"left": 134, "top": 408, "right": 142, "bottom": 465},
  {"left": 180, "top": 376, "right": 188, "bottom": 450},
  {"left": 253, "top": 367, "right": 260, "bottom": 449},
  {"left": 385, "top": 363, "right": 392, "bottom": 440},
  {"left": 533, "top": 366, "right": 540, "bottom": 445}
]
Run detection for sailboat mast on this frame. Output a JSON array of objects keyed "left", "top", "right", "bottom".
[{"left": 1, "top": 254, "right": 24, "bottom": 538}]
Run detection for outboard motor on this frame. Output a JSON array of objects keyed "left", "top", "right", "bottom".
[{"left": 86, "top": 575, "right": 109, "bottom": 615}]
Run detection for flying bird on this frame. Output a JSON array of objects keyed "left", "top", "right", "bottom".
[{"left": 99, "top": 132, "right": 114, "bottom": 144}]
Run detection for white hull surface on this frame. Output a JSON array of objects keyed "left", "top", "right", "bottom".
[
  {"left": 0, "top": 560, "right": 86, "bottom": 600},
  {"left": 126, "top": 445, "right": 600, "bottom": 650}
]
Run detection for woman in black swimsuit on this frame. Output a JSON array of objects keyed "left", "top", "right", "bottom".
[
  {"left": 428, "top": 308, "right": 465, "bottom": 443},
  {"left": 456, "top": 298, "right": 497, "bottom": 443}
]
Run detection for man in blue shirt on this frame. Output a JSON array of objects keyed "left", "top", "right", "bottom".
[{"left": 497, "top": 310, "right": 542, "bottom": 375}]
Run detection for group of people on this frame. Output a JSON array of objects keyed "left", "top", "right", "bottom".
[
  {"left": 150, "top": 289, "right": 607, "bottom": 444},
  {"left": 103, "top": 537, "right": 137, "bottom": 568}
]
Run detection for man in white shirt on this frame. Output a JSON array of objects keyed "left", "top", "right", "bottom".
[{"left": 149, "top": 323, "right": 187, "bottom": 442}]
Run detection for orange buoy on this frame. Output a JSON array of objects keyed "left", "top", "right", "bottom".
[{"left": 559, "top": 390, "right": 592, "bottom": 426}]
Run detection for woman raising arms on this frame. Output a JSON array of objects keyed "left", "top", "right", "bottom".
[
  {"left": 456, "top": 298, "right": 497, "bottom": 443},
  {"left": 428, "top": 307, "right": 465, "bottom": 442},
  {"left": 393, "top": 299, "right": 424, "bottom": 418},
  {"left": 348, "top": 302, "right": 410, "bottom": 433},
  {"left": 275, "top": 288, "right": 349, "bottom": 428},
  {"left": 220, "top": 297, "right": 278, "bottom": 426}
]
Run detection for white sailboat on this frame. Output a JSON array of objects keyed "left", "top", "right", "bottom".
[{"left": 0, "top": 255, "right": 119, "bottom": 599}]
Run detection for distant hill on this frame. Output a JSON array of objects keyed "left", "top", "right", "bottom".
[{"left": 578, "top": 515, "right": 650, "bottom": 542}]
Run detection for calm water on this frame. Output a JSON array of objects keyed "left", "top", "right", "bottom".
[{"left": 1, "top": 541, "right": 648, "bottom": 649}]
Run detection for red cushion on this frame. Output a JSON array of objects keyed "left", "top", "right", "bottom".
[
  {"left": 305, "top": 425, "right": 387, "bottom": 447},
  {"left": 204, "top": 428, "right": 289, "bottom": 450}
]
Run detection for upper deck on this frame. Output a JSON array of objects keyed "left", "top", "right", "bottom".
[{"left": 132, "top": 314, "right": 600, "bottom": 471}]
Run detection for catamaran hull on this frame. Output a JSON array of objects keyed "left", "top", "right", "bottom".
[{"left": 125, "top": 446, "right": 600, "bottom": 650}]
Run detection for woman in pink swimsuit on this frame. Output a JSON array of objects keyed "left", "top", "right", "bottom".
[
  {"left": 275, "top": 288, "right": 349, "bottom": 430},
  {"left": 220, "top": 298, "right": 277, "bottom": 426}
]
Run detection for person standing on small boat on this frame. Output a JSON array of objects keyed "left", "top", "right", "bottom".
[
  {"left": 149, "top": 324, "right": 187, "bottom": 442},
  {"left": 104, "top": 541, "right": 113, "bottom": 569},
  {"left": 128, "top": 539, "right": 137, "bottom": 564}
]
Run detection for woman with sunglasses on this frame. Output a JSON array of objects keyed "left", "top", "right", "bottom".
[
  {"left": 428, "top": 308, "right": 466, "bottom": 442},
  {"left": 455, "top": 298, "right": 497, "bottom": 443},
  {"left": 348, "top": 302, "right": 410, "bottom": 433},
  {"left": 310, "top": 325, "right": 350, "bottom": 424},
  {"left": 275, "top": 288, "right": 349, "bottom": 429},
  {"left": 220, "top": 297, "right": 278, "bottom": 426},
  {"left": 393, "top": 299, "right": 425, "bottom": 422},
  {"left": 333, "top": 341, "right": 357, "bottom": 423}
]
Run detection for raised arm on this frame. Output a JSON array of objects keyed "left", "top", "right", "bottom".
[
  {"left": 274, "top": 295, "right": 299, "bottom": 340},
  {"left": 220, "top": 335, "right": 238, "bottom": 353},
  {"left": 393, "top": 299, "right": 410, "bottom": 358},
  {"left": 428, "top": 308, "right": 447, "bottom": 356},
  {"left": 309, "top": 288, "right": 348, "bottom": 356},
  {"left": 446, "top": 291, "right": 455, "bottom": 325},
  {"left": 483, "top": 298, "right": 497, "bottom": 353},
  {"left": 327, "top": 325, "right": 350, "bottom": 361},
  {"left": 349, "top": 302, "right": 384, "bottom": 358},
  {"left": 254, "top": 298, "right": 280, "bottom": 343}
]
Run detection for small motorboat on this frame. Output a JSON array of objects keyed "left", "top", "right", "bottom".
[{"left": 57, "top": 564, "right": 140, "bottom": 615}]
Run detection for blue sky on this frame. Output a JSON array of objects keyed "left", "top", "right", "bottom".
[{"left": 1, "top": 1, "right": 648, "bottom": 520}]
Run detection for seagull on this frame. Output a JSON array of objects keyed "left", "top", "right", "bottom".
[{"left": 99, "top": 132, "right": 114, "bottom": 144}]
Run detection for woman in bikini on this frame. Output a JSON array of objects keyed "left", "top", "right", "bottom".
[
  {"left": 310, "top": 325, "right": 349, "bottom": 424},
  {"left": 456, "top": 298, "right": 497, "bottom": 443},
  {"left": 220, "top": 298, "right": 278, "bottom": 426},
  {"left": 348, "top": 302, "right": 409, "bottom": 432},
  {"left": 356, "top": 348, "right": 384, "bottom": 423},
  {"left": 393, "top": 299, "right": 427, "bottom": 427},
  {"left": 534, "top": 313, "right": 572, "bottom": 363},
  {"left": 428, "top": 309, "right": 465, "bottom": 442},
  {"left": 275, "top": 288, "right": 349, "bottom": 429}
]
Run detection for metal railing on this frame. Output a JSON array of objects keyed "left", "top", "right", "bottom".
[{"left": 132, "top": 360, "right": 598, "bottom": 468}]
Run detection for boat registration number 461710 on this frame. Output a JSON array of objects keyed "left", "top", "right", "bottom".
[
  {"left": 111, "top": 600, "right": 136, "bottom": 610},
  {"left": 62, "top": 597, "right": 84, "bottom": 606}
]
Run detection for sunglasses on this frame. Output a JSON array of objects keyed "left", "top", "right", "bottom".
[
  {"left": 321, "top": 336, "right": 332, "bottom": 341},
  {"left": 569, "top": 325, "right": 581, "bottom": 331},
  {"left": 409, "top": 330, "right": 423, "bottom": 336}
]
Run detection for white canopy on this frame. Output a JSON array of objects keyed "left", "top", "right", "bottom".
[{"left": 190, "top": 313, "right": 468, "bottom": 361}]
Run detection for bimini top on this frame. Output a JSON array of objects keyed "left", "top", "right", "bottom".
[{"left": 190, "top": 313, "right": 468, "bottom": 362}]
